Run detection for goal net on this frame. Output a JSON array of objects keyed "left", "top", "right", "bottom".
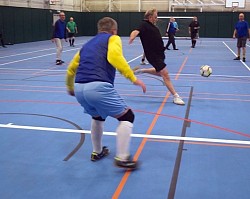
[{"left": 156, "top": 16, "right": 193, "bottom": 39}]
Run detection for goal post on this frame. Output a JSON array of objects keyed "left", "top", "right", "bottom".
[{"left": 156, "top": 16, "right": 194, "bottom": 39}]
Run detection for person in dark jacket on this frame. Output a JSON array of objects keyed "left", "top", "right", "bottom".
[{"left": 52, "top": 12, "right": 67, "bottom": 65}]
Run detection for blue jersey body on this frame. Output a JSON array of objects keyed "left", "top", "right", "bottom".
[{"left": 235, "top": 20, "right": 249, "bottom": 38}]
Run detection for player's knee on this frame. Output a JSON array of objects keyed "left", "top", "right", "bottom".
[
  {"left": 92, "top": 116, "right": 105, "bottom": 121},
  {"left": 118, "top": 109, "right": 135, "bottom": 123}
]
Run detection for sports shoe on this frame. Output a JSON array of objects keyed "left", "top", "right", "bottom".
[
  {"left": 173, "top": 96, "right": 185, "bottom": 105},
  {"left": 243, "top": 57, "right": 246, "bottom": 62},
  {"left": 114, "top": 156, "right": 139, "bottom": 170},
  {"left": 56, "top": 60, "right": 64, "bottom": 65},
  {"left": 91, "top": 146, "right": 110, "bottom": 161},
  {"left": 140, "top": 61, "right": 148, "bottom": 65},
  {"left": 234, "top": 56, "right": 240, "bottom": 60}
]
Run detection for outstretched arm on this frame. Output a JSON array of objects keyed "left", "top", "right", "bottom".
[
  {"left": 129, "top": 30, "right": 140, "bottom": 44},
  {"left": 108, "top": 35, "right": 146, "bottom": 93}
]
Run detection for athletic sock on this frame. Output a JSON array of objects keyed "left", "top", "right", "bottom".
[
  {"left": 193, "top": 40, "right": 196, "bottom": 47},
  {"left": 69, "top": 39, "right": 72, "bottom": 46},
  {"left": 91, "top": 119, "right": 104, "bottom": 154},
  {"left": 173, "top": 93, "right": 180, "bottom": 98},
  {"left": 72, "top": 39, "right": 75, "bottom": 45},
  {"left": 116, "top": 121, "right": 133, "bottom": 160}
]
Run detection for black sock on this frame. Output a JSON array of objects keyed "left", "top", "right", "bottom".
[
  {"left": 194, "top": 40, "right": 196, "bottom": 46},
  {"left": 72, "top": 39, "right": 75, "bottom": 45},
  {"left": 69, "top": 39, "right": 72, "bottom": 46}
]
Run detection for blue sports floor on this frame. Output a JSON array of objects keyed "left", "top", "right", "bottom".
[{"left": 0, "top": 37, "right": 250, "bottom": 199}]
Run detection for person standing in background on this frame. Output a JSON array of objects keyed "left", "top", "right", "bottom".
[
  {"left": 233, "top": 13, "right": 250, "bottom": 62},
  {"left": 165, "top": 17, "right": 178, "bottom": 50},
  {"left": 0, "top": 27, "right": 6, "bottom": 48},
  {"left": 52, "top": 12, "right": 67, "bottom": 65},
  {"left": 189, "top": 16, "right": 200, "bottom": 48},
  {"left": 67, "top": 17, "right": 78, "bottom": 47}
]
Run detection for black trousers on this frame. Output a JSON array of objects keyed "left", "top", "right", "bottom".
[
  {"left": 0, "top": 33, "right": 5, "bottom": 47},
  {"left": 166, "top": 33, "right": 176, "bottom": 49}
]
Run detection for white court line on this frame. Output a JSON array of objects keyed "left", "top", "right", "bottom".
[
  {"left": 0, "top": 67, "right": 66, "bottom": 72},
  {"left": 0, "top": 123, "right": 250, "bottom": 146},
  {"left": 0, "top": 47, "right": 55, "bottom": 59},
  {"left": 222, "top": 41, "right": 250, "bottom": 71},
  {"left": 127, "top": 54, "right": 143, "bottom": 63},
  {"left": 0, "top": 48, "right": 79, "bottom": 66}
]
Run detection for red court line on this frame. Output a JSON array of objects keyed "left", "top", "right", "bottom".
[
  {"left": 112, "top": 54, "right": 189, "bottom": 198},
  {"left": 2, "top": 84, "right": 250, "bottom": 97},
  {"left": 134, "top": 109, "right": 250, "bottom": 138},
  {"left": 1, "top": 89, "right": 250, "bottom": 102},
  {"left": 147, "top": 139, "right": 250, "bottom": 149},
  {"left": 1, "top": 99, "right": 248, "bottom": 138},
  {"left": 174, "top": 56, "right": 188, "bottom": 80},
  {"left": 0, "top": 99, "right": 77, "bottom": 105}
]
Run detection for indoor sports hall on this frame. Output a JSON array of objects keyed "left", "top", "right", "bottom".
[{"left": 0, "top": 1, "right": 250, "bottom": 199}]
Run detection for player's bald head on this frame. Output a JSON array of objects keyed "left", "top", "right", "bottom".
[{"left": 239, "top": 13, "right": 245, "bottom": 21}]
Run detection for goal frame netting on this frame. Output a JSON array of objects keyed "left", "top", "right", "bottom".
[{"left": 157, "top": 16, "right": 194, "bottom": 40}]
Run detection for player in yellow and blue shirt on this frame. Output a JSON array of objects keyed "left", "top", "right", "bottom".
[{"left": 66, "top": 17, "right": 146, "bottom": 170}]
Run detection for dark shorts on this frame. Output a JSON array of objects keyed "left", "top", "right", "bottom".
[
  {"left": 237, "top": 37, "right": 247, "bottom": 48},
  {"left": 68, "top": 33, "right": 75, "bottom": 38},
  {"left": 146, "top": 56, "right": 166, "bottom": 72},
  {"left": 191, "top": 32, "right": 198, "bottom": 40}
]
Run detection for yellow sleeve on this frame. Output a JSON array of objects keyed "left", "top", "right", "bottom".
[
  {"left": 66, "top": 51, "right": 80, "bottom": 91},
  {"left": 107, "top": 35, "right": 137, "bottom": 83}
]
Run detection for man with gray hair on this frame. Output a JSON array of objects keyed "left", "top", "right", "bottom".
[
  {"left": 52, "top": 12, "right": 67, "bottom": 65},
  {"left": 66, "top": 17, "right": 146, "bottom": 170},
  {"left": 129, "top": 8, "right": 185, "bottom": 105}
]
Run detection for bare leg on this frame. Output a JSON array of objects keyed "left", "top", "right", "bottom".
[
  {"left": 238, "top": 48, "right": 241, "bottom": 57},
  {"left": 158, "top": 68, "right": 177, "bottom": 95},
  {"left": 139, "top": 67, "right": 176, "bottom": 95},
  {"left": 242, "top": 47, "right": 246, "bottom": 58}
]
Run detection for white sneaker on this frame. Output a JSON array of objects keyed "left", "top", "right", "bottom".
[{"left": 173, "top": 96, "right": 185, "bottom": 105}]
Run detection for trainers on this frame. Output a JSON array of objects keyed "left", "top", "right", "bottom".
[
  {"left": 91, "top": 146, "right": 110, "bottom": 161},
  {"left": 114, "top": 156, "right": 139, "bottom": 170},
  {"left": 56, "top": 60, "right": 64, "bottom": 65},
  {"left": 243, "top": 57, "right": 246, "bottom": 62},
  {"left": 234, "top": 56, "right": 240, "bottom": 60},
  {"left": 173, "top": 96, "right": 185, "bottom": 105},
  {"left": 140, "top": 61, "right": 148, "bottom": 65}
]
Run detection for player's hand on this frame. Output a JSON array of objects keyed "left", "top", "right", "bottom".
[
  {"left": 67, "top": 90, "right": 75, "bottom": 96},
  {"left": 65, "top": 39, "right": 68, "bottom": 42},
  {"left": 133, "top": 79, "right": 146, "bottom": 93},
  {"left": 189, "top": 31, "right": 191, "bottom": 34},
  {"left": 51, "top": 38, "right": 55, "bottom": 43},
  {"left": 166, "top": 33, "right": 168, "bottom": 36},
  {"left": 233, "top": 35, "right": 236, "bottom": 39}
]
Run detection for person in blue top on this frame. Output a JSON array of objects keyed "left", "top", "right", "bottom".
[
  {"left": 165, "top": 17, "right": 178, "bottom": 50},
  {"left": 233, "top": 13, "right": 250, "bottom": 62},
  {"left": 66, "top": 17, "right": 146, "bottom": 170},
  {"left": 52, "top": 12, "right": 67, "bottom": 65}
]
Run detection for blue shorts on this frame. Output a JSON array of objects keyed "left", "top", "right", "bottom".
[{"left": 74, "top": 82, "right": 128, "bottom": 119}]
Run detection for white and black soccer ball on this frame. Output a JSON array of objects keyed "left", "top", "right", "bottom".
[{"left": 200, "top": 65, "right": 212, "bottom": 77}]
